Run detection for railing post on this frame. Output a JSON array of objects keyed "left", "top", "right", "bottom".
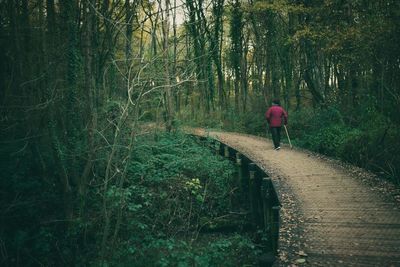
[
  {"left": 236, "top": 152, "right": 242, "bottom": 166},
  {"left": 261, "top": 177, "right": 272, "bottom": 251},
  {"left": 249, "top": 162, "right": 262, "bottom": 227},
  {"left": 229, "top": 151, "right": 242, "bottom": 208},
  {"left": 249, "top": 162, "right": 256, "bottom": 180},
  {"left": 224, "top": 145, "right": 230, "bottom": 158},
  {"left": 261, "top": 178, "right": 271, "bottom": 228},
  {"left": 271, "top": 206, "right": 280, "bottom": 252},
  {"left": 235, "top": 152, "right": 243, "bottom": 201}
]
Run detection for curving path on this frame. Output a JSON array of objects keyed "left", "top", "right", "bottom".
[{"left": 193, "top": 129, "right": 400, "bottom": 266}]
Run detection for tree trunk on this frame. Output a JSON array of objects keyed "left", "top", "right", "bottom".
[{"left": 162, "top": 0, "right": 174, "bottom": 131}]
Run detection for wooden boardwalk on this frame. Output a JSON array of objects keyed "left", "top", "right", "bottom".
[{"left": 200, "top": 130, "right": 400, "bottom": 266}]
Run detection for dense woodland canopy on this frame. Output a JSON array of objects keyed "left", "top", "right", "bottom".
[{"left": 1, "top": 0, "right": 400, "bottom": 265}]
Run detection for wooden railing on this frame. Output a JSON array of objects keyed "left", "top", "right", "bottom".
[{"left": 192, "top": 135, "right": 281, "bottom": 266}]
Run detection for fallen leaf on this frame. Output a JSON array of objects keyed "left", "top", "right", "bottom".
[{"left": 295, "top": 258, "right": 306, "bottom": 264}]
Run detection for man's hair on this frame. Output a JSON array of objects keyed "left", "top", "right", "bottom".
[{"left": 272, "top": 98, "right": 280, "bottom": 105}]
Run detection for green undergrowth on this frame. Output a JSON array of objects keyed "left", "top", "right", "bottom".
[
  {"left": 288, "top": 107, "right": 400, "bottom": 185},
  {"left": 104, "top": 132, "right": 260, "bottom": 266},
  {"left": 0, "top": 130, "right": 260, "bottom": 266}
]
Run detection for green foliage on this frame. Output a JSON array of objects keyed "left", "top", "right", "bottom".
[
  {"left": 122, "top": 132, "right": 234, "bottom": 229},
  {"left": 301, "top": 124, "right": 349, "bottom": 157},
  {"left": 96, "top": 132, "right": 259, "bottom": 266},
  {"left": 240, "top": 112, "right": 266, "bottom": 135},
  {"left": 289, "top": 107, "right": 347, "bottom": 156},
  {"left": 339, "top": 121, "right": 400, "bottom": 184},
  {"left": 123, "top": 235, "right": 260, "bottom": 267},
  {"left": 1, "top": 128, "right": 261, "bottom": 266},
  {"left": 289, "top": 107, "right": 400, "bottom": 185}
]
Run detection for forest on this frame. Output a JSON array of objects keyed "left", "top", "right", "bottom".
[{"left": 1, "top": 0, "right": 399, "bottom": 266}]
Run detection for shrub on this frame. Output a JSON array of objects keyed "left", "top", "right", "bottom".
[
  {"left": 99, "top": 132, "right": 260, "bottom": 266},
  {"left": 300, "top": 124, "right": 349, "bottom": 157},
  {"left": 290, "top": 106, "right": 400, "bottom": 185}
]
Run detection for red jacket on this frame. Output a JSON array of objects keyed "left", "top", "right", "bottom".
[{"left": 265, "top": 105, "right": 288, "bottom": 127}]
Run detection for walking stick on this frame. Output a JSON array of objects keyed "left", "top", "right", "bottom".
[{"left": 283, "top": 125, "right": 293, "bottom": 149}]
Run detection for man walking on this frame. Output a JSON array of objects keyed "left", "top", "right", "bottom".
[{"left": 265, "top": 98, "right": 288, "bottom": 150}]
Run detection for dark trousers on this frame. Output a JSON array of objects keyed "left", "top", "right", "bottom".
[{"left": 270, "top": 127, "right": 281, "bottom": 148}]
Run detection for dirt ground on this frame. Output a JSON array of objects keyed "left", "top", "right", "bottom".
[{"left": 191, "top": 129, "right": 400, "bottom": 267}]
